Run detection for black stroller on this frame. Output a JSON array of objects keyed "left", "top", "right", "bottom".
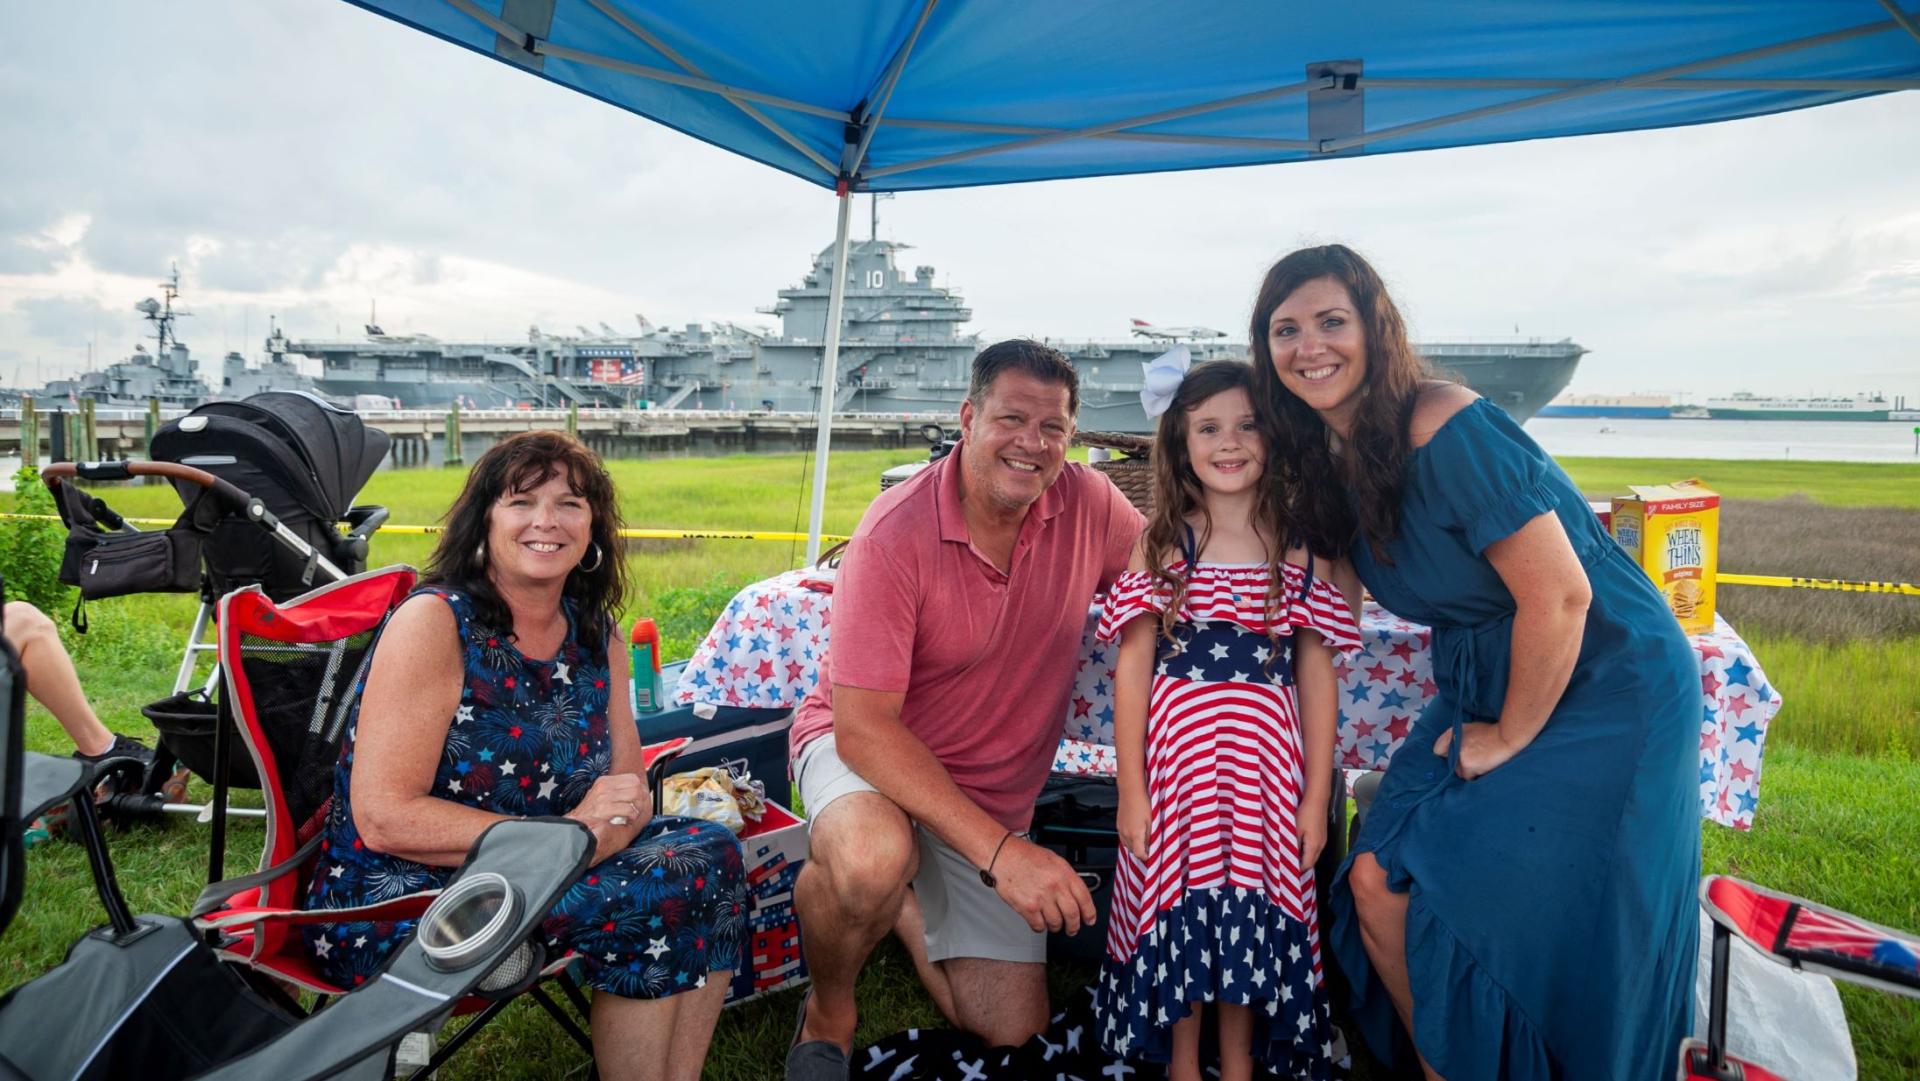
[{"left": 45, "top": 391, "right": 390, "bottom": 879}]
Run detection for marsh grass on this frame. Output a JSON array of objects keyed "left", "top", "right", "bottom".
[
  {"left": 2, "top": 449, "right": 1917, "bottom": 1078},
  {"left": 1712, "top": 499, "right": 1920, "bottom": 641}
]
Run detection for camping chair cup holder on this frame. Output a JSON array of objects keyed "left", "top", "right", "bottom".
[{"left": 417, "top": 870, "right": 547, "bottom": 998}]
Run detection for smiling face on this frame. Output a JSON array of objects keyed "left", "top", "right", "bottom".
[
  {"left": 1265, "top": 275, "right": 1370, "bottom": 437},
  {"left": 957, "top": 368, "right": 1074, "bottom": 516},
  {"left": 485, "top": 467, "right": 594, "bottom": 588},
  {"left": 1183, "top": 386, "right": 1264, "bottom": 497}
]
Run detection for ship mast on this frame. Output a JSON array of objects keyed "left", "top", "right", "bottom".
[{"left": 138, "top": 263, "right": 191, "bottom": 358}]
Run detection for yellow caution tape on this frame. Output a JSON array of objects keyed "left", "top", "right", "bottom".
[
  {"left": 0, "top": 513, "right": 1906, "bottom": 582},
  {"left": 1719, "top": 573, "right": 1920, "bottom": 597},
  {"left": 0, "top": 512, "right": 846, "bottom": 544}
]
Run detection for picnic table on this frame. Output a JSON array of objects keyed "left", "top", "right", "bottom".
[{"left": 676, "top": 569, "right": 1780, "bottom": 829}]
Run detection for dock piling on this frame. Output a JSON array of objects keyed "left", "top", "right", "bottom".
[{"left": 20, "top": 397, "right": 37, "bottom": 470}]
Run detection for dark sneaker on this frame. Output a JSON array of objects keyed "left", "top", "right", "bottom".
[
  {"left": 785, "top": 993, "right": 851, "bottom": 1081},
  {"left": 73, "top": 733, "right": 151, "bottom": 767}
]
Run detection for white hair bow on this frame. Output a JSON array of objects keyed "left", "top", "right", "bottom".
[{"left": 1139, "top": 346, "right": 1192, "bottom": 420}]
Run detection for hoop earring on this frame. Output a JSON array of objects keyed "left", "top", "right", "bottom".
[{"left": 578, "top": 542, "right": 603, "bottom": 573}]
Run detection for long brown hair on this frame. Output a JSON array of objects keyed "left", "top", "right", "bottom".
[
  {"left": 1141, "top": 360, "right": 1295, "bottom": 644},
  {"left": 425, "top": 430, "right": 627, "bottom": 647},
  {"left": 1247, "top": 244, "right": 1435, "bottom": 560}
]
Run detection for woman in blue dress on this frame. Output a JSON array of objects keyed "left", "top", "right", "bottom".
[
  {"left": 1247, "top": 246, "right": 1699, "bottom": 1079},
  {"left": 302, "top": 431, "right": 744, "bottom": 1081}
]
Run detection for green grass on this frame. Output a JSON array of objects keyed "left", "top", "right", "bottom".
[
  {"left": 3, "top": 449, "right": 1918, "bottom": 1078},
  {"left": 1742, "top": 633, "right": 1920, "bottom": 760},
  {"left": 1557, "top": 457, "right": 1920, "bottom": 509}
]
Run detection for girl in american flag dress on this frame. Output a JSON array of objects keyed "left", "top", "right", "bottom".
[{"left": 1094, "top": 360, "right": 1360, "bottom": 1081}]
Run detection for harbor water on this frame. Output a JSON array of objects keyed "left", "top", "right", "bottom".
[{"left": 1522, "top": 418, "right": 1920, "bottom": 463}]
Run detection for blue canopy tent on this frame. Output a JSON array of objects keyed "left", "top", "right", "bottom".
[{"left": 344, "top": 0, "right": 1920, "bottom": 558}]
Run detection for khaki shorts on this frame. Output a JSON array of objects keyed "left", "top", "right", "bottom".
[{"left": 794, "top": 734, "right": 1045, "bottom": 964}]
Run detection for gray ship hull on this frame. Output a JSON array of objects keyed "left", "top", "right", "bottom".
[{"left": 269, "top": 235, "right": 1585, "bottom": 430}]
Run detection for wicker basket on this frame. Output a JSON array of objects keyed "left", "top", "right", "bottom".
[{"left": 1077, "top": 430, "right": 1155, "bottom": 516}]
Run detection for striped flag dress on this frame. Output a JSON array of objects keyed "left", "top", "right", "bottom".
[{"left": 1092, "top": 560, "right": 1360, "bottom": 1076}]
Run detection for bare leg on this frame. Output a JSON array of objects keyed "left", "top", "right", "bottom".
[
  {"left": 1167, "top": 1007, "right": 1204, "bottom": 1081},
  {"left": 1216, "top": 1002, "right": 1254, "bottom": 1081},
  {"left": 941, "top": 958, "right": 1048, "bottom": 1047},
  {"left": 589, "top": 990, "right": 677, "bottom": 1081},
  {"left": 892, "top": 888, "right": 958, "bottom": 1025},
  {"left": 664, "top": 974, "right": 732, "bottom": 1081},
  {"left": 1348, "top": 852, "right": 1444, "bottom": 1081},
  {"left": 793, "top": 791, "right": 920, "bottom": 1051},
  {"left": 5, "top": 602, "right": 114, "bottom": 756}
]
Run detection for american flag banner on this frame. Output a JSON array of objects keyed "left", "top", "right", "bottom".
[{"left": 586, "top": 355, "right": 645, "bottom": 385}]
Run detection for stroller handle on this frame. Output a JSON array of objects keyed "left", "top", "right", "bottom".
[{"left": 42, "top": 460, "right": 254, "bottom": 515}]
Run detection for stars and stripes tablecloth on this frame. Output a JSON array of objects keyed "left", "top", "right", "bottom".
[{"left": 676, "top": 572, "right": 1779, "bottom": 829}]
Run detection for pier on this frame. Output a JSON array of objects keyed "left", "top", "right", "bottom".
[{"left": 0, "top": 401, "right": 956, "bottom": 467}]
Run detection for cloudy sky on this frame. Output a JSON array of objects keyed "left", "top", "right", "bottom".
[{"left": 4, "top": 1, "right": 1917, "bottom": 403}]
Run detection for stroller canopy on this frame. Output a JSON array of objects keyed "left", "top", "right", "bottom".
[{"left": 153, "top": 392, "right": 390, "bottom": 524}]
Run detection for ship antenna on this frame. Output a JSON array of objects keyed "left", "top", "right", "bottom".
[{"left": 150, "top": 262, "right": 190, "bottom": 357}]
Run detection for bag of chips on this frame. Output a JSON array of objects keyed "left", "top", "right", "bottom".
[{"left": 660, "top": 767, "right": 769, "bottom": 833}]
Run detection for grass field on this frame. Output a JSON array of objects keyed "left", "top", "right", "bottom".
[{"left": 2, "top": 449, "right": 1915, "bottom": 1078}]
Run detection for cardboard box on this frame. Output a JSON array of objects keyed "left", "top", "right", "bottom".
[
  {"left": 727, "top": 799, "right": 810, "bottom": 1005},
  {"left": 1611, "top": 479, "right": 1721, "bottom": 634}
]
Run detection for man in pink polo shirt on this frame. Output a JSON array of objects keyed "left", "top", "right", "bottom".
[{"left": 785, "top": 340, "right": 1143, "bottom": 1079}]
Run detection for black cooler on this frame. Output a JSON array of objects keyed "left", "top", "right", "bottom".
[{"left": 635, "top": 660, "right": 796, "bottom": 809}]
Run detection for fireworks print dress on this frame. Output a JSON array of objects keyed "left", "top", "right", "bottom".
[
  {"left": 301, "top": 588, "right": 746, "bottom": 998},
  {"left": 1092, "top": 549, "right": 1360, "bottom": 1076}
]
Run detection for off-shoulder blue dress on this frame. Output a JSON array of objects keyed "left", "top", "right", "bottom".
[{"left": 1328, "top": 399, "right": 1700, "bottom": 1080}]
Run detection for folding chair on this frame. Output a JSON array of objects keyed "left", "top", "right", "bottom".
[
  {"left": 1681, "top": 874, "right": 1920, "bottom": 1080},
  {"left": 181, "top": 566, "right": 599, "bottom": 1075},
  {"left": 1, "top": 562, "right": 606, "bottom": 1080},
  {"left": 187, "top": 565, "right": 695, "bottom": 1080}
]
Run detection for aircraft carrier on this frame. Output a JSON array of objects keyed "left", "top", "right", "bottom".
[{"left": 26, "top": 243, "right": 1586, "bottom": 431}]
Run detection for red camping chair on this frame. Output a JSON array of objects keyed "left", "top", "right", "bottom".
[
  {"left": 187, "top": 566, "right": 691, "bottom": 1080},
  {"left": 1680, "top": 875, "right": 1920, "bottom": 1080}
]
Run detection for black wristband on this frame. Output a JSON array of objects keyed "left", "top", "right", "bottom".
[{"left": 978, "top": 831, "right": 1016, "bottom": 888}]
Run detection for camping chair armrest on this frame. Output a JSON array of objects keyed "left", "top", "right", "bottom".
[
  {"left": 1701, "top": 874, "right": 1920, "bottom": 997},
  {"left": 20, "top": 753, "right": 88, "bottom": 826},
  {"left": 642, "top": 738, "right": 692, "bottom": 816},
  {"left": 191, "top": 831, "right": 326, "bottom": 918},
  {"left": 197, "top": 892, "right": 441, "bottom": 935}
]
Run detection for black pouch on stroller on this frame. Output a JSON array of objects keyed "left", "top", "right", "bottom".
[{"left": 53, "top": 482, "right": 203, "bottom": 600}]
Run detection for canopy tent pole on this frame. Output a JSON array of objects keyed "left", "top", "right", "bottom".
[
  {"left": 805, "top": 188, "right": 855, "bottom": 565},
  {"left": 1881, "top": 0, "right": 1920, "bottom": 47}
]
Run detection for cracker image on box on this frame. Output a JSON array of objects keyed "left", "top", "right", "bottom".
[{"left": 1610, "top": 479, "right": 1720, "bottom": 635}]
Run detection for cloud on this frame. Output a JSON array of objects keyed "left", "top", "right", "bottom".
[
  {"left": 11, "top": 295, "right": 123, "bottom": 345},
  {"left": 0, "top": 238, "right": 60, "bottom": 276},
  {"left": 1, "top": 0, "right": 1916, "bottom": 402}
]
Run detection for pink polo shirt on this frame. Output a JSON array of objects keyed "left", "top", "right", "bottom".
[{"left": 789, "top": 445, "right": 1142, "bottom": 831}]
